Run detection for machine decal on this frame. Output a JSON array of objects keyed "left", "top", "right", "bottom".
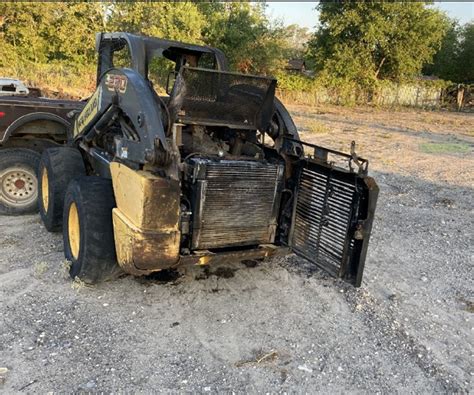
[
  {"left": 73, "top": 86, "right": 102, "bottom": 136},
  {"left": 105, "top": 74, "right": 128, "bottom": 93}
]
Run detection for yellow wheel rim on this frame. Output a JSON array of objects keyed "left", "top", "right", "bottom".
[
  {"left": 68, "top": 202, "right": 80, "bottom": 260},
  {"left": 41, "top": 167, "right": 49, "bottom": 212}
]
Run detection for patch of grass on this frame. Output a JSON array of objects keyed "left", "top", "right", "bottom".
[
  {"left": 306, "top": 120, "right": 329, "bottom": 134},
  {"left": 466, "top": 301, "right": 474, "bottom": 313},
  {"left": 33, "top": 261, "right": 49, "bottom": 278},
  {"left": 458, "top": 297, "right": 474, "bottom": 313},
  {"left": 419, "top": 142, "right": 471, "bottom": 154},
  {"left": 380, "top": 158, "right": 395, "bottom": 166},
  {"left": 2, "top": 236, "right": 18, "bottom": 247}
]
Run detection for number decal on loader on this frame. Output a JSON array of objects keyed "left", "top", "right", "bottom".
[{"left": 105, "top": 74, "right": 128, "bottom": 93}]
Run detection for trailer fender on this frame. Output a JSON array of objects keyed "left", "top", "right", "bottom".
[{"left": 1, "top": 112, "right": 70, "bottom": 144}]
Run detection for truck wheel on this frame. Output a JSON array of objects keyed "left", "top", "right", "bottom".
[
  {"left": 63, "top": 176, "right": 122, "bottom": 284},
  {"left": 0, "top": 148, "right": 40, "bottom": 215},
  {"left": 38, "top": 147, "right": 85, "bottom": 232}
]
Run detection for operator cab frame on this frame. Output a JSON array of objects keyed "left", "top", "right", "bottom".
[{"left": 95, "top": 32, "right": 229, "bottom": 86}]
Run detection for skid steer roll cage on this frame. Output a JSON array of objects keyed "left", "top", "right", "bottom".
[{"left": 95, "top": 32, "right": 229, "bottom": 83}]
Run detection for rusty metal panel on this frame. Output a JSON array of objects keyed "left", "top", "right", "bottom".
[
  {"left": 188, "top": 159, "right": 284, "bottom": 250},
  {"left": 112, "top": 209, "right": 180, "bottom": 274},
  {"left": 110, "top": 162, "right": 180, "bottom": 272}
]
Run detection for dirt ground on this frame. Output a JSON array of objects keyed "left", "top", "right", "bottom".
[{"left": 1, "top": 104, "right": 473, "bottom": 393}]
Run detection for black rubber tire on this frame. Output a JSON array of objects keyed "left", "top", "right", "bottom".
[
  {"left": 63, "top": 176, "right": 122, "bottom": 284},
  {"left": 0, "top": 148, "right": 41, "bottom": 215},
  {"left": 38, "top": 147, "right": 85, "bottom": 232}
]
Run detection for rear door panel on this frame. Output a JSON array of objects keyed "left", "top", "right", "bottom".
[{"left": 289, "top": 143, "right": 379, "bottom": 287}]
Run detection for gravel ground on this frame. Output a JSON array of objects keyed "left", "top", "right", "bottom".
[{"left": 0, "top": 105, "right": 473, "bottom": 393}]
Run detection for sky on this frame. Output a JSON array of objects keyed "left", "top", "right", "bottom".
[{"left": 265, "top": 2, "right": 474, "bottom": 31}]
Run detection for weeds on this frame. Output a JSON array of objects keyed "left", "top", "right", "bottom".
[
  {"left": 33, "top": 261, "right": 49, "bottom": 278},
  {"left": 71, "top": 276, "right": 88, "bottom": 291},
  {"left": 60, "top": 260, "right": 72, "bottom": 280},
  {"left": 235, "top": 349, "right": 279, "bottom": 367}
]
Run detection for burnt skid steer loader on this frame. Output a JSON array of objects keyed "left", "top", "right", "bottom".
[{"left": 38, "top": 33, "right": 378, "bottom": 286}]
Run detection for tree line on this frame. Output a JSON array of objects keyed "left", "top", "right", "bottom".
[
  {"left": 0, "top": 2, "right": 303, "bottom": 75},
  {"left": 0, "top": 2, "right": 471, "bottom": 97},
  {"left": 308, "top": 1, "right": 472, "bottom": 85}
]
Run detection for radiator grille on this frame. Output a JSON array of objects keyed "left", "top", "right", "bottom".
[
  {"left": 292, "top": 166, "right": 356, "bottom": 276},
  {"left": 190, "top": 159, "right": 283, "bottom": 249}
]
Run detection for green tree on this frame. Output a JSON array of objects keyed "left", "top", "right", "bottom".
[
  {"left": 425, "top": 21, "right": 474, "bottom": 82},
  {"left": 280, "top": 24, "right": 312, "bottom": 60},
  {"left": 49, "top": 3, "right": 106, "bottom": 64},
  {"left": 0, "top": 1, "right": 304, "bottom": 96},
  {"left": 109, "top": 2, "right": 204, "bottom": 43},
  {"left": 199, "top": 2, "right": 287, "bottom": 74},
  {"left": 457, "top": 22, "right": 474, "bottom": 82},
  {"left": 0, "top": 3, "right": 55, "bottom": 65},
  {"left": 423, "top": 21, "right": 460, "bottom": 81},
  {"left": 0, "top": 2, "right": 105, "bottom": 67},
  {"left": 307, "top": 1, "right": 450, "bottom": 84}
]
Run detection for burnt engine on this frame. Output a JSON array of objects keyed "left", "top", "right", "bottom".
[
  {"left": 182, "top": 157, "right": 284, "bottom": 251},
  {"left": 168, "top": 66, "right": 289, "bottom": 253}
]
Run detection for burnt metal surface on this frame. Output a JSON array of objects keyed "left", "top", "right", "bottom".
[
  {"left": 116, "top": 244, "right": 288, "bottom": 277},
  {"left": 284, "top": 136, "right": 369, "bottom": 175},
  {"left": 53, "top": 32, "right": 380, "bottom": 287},
  {"left": 171, "top": 67, "right": 276, "bottom": 131},
  {"left": 289, "top": 141, "right": 378, "bottom": 286},
  {"left": 176, "top": 244, "right": 288, "bottom": 268},
  {"left": 110, "top": 162, "right": 181, "bottom": 274},
  {"left": 96, "top": 32, "right": 229, "bottom": 83},
  {"left": 187, "top": 158, "right": 284, "bottom": 250}
]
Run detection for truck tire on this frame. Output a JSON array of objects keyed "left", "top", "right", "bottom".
[
  {"left": 38, "top": 147, "right": 85, "bottom": 232},
  {"left": 0, "top": 148, "right": 40, "bottom": 215},
  {"left": 63, "top": 176, "right": 122, "bottom": 284}
]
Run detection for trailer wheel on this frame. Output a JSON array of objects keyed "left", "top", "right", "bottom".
[
  {"left": 38, "top": 147, "right": 85, "bottom": 231},
  {"left": 0, "top": 148, "right": 40, "bottom": 215},
  {"left": 63, "top": 176, "right": 122, "bottom": 284}
]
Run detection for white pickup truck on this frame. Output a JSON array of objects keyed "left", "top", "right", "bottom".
[{"left": 0, "top": 78, "right": 30, "bottom": 97}]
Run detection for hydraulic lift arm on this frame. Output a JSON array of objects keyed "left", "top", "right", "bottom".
[{"left": 72, "top": 68, "right": 170, "bottom": 167}]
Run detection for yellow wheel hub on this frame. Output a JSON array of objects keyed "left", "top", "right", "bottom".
[
  {"left": 41, "top": 167, "right": 49, "bottom": 212},
  {"left": 68, "top": 202, "right": 80, "bottom": 260}
]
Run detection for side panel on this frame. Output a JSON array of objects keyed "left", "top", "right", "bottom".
[
  {"left": 110, "top": 162, "right": 180, "bottom": 274},
  {"left": 290, "top": 160, "right": 378, "bottom": 287}
]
